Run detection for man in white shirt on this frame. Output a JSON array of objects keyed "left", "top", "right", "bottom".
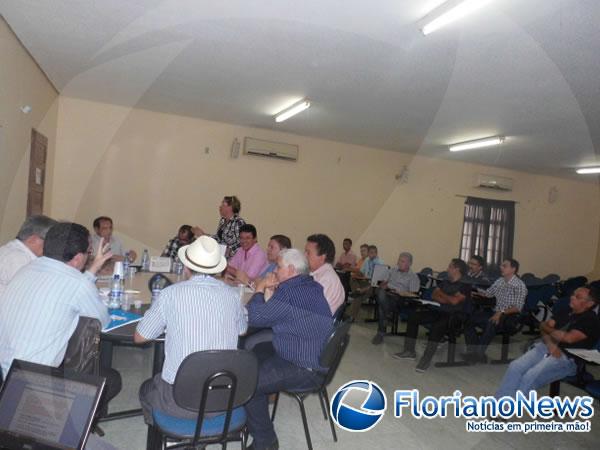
[
  {"left": 0, "top": 215, "right": 57, "bottom": 297},
  {"left": 305, "top": 234, "right": 345, "bottom": 316},
  {"left": 136, "top": 235, "right": 247, "bottom": 424}
]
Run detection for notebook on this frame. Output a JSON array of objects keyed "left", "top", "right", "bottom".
[{"left": 0, "top": 360, "right": 105, "bottom": 450}]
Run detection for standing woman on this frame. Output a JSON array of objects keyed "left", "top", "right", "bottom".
[{"left": 193, "top": 196, "right": 245, "bottom": 258}]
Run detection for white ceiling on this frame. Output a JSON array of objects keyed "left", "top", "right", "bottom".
[{"left": 2, "top": 0, "right": 600, "bottom": 178}]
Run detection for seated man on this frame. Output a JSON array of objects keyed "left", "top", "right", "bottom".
[
  {"left": 467, "top": 255, "right": 486, "bottom": 280},
  {"left": 227, "top": 224, "right": 268, "bottom": 283},
  {"left": 244, "top": 249, "right": 333, "bottom": 450},
  {"left": 305, "top": 234, "right": 345, "bottom": 315},
  {"left": 393, "top": 258, "right": 471, "bottom": 372},
  {"left": 371, "top": 252, "right": 421, "bottom": 345},
  {"left": 161, "top": 224, "right": 195, "bottom": 258},
  {"left": 0, "top": 222, "right": 120, "bottom": 409},
  {"left": 352, "top": 244, "right": 369, "bottom": 277},
  {"left": 0, "top": 214, "right": 57, "bottom": 297},
  {"left": 258, "top": 234, "right": 291, "bottom": 279},
  {"left": 347, "top": 245, "right": 384, "bottom": 320},
  {"left": 335, "top": 238, "right": 357, "bottom": 270},
  {"left": 496, "top": 285, "right": 600, "bottom": 399},
  {"left": 135, "top": 236, "right": 247, "bottom": 423},
  {"left": 463, "top": 258, "right": 527, "bottom": 363},
  {"left": 91, "top": 216, "right": 137, "bottom": 264}
]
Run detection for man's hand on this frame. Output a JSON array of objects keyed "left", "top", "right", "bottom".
[
  {"left": 88, "top": 238, "right": 113, "bottom": 275},
  {"left": 549, "top": 345, "right": 563, "bottom": 358},
  {"left": 236, "top": 271, "right": 250, "bottom": 285},
  {"left": 380, "top": 281, "right": 389, "bottom": 290},
  {"left": 489, "top": 311, "right": 503, "bottom": 325}
]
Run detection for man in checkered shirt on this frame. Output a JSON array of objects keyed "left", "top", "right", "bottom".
[{"left": 463, "top": 258, "right": 527, "bottom": 363}]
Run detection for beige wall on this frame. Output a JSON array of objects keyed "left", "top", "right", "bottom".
[
  {"left": 0, "top": 17, "right": 59, "bottom": 242},
  {"left": 50, "top": 96, "right": 599, "bottom": 278}
]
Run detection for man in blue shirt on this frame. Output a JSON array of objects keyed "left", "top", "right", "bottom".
[{"left": 245, "top": 248, "right": 333, "bottom": 450}]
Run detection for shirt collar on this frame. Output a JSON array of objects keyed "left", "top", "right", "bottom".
[{"left": 311, "top": 263, "right": 332, "bottom": 276}]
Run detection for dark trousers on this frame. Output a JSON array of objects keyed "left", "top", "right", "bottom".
[
  {"left": 376, "top": 288, "right": 411, "bottom": 333},
  {"left": 244, "top": 353, "right": 323, "bottom": 449},
  {"left": 94, "top": 368, "right": 122, "bottom": 419},
  {"left": 463, "top": 310, "right": 495, "bottom": 355},
  {"left": 403, "top": 309, "right": 450, "bottom": 365},
  {"left": 464, "top": 311, "right": 518, "bottom": 356}
]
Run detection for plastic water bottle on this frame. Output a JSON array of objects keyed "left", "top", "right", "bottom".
[
  {"left": 151, "top": 279, "right": 162, "bottom": 303},
  {"left": 173, "top": 256, "right": 183, "bottom": 275},
  {"left": 123, "top": 251, "right": 130, "bottom": 274},
  {"left": 141, "top": 249, "right": 150, "bottom": 272},
  {"left": 109, "top": 274, "right": 123, "bottom": 309}
]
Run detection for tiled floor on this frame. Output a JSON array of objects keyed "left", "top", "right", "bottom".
[{"left": 100, "top": 316, "right": 600, "bottom": 449}]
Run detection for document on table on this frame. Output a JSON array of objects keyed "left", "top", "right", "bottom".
[{"left": 564, "top": 348, "right": 600, "bottom": 364}]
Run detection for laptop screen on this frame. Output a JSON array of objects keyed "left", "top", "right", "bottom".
[{"left": 0, "top": 360, "right": 104, "bottom": 450}]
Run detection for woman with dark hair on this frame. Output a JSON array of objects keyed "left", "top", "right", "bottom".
[
  {"left": 192, "top": 196, "right": 246, "bottom": 258},
  {"left": 161, "top": 225, "right": 195, "bottom": 259}
]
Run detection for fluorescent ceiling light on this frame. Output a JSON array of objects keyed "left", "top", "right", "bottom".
[
  {"left": 422, "top": 0, "right": 492, "bottom": 36},
  {"left": 274, "top": 99, "right": 310, "bottom": 123},
  {"left": 449, "top": 136, "right": 504, "bottom": 152},
  {"left": 576, "top": 167, "right": 600, "bottom": 175}
]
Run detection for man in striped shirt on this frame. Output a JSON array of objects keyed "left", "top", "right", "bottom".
[
  {"left": 244, "top": 248, "right": 333, "bottom": 450},
  {"left": 0, "top": 222, "right": 115, "bottom": 386},
  {"left": 136, "top": 235, "right": 247, "bottom": 423}
]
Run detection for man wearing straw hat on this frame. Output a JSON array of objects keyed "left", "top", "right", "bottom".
[{"left": 135, "top": 235, "right": 248, "bottom": 423}]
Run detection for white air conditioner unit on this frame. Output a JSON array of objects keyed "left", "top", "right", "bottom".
[
  {"left": 243, "top": 137, "right": 299, "bottom": 161},
  {"left": 475, "top": 174, "right": 513, "bottom": 191}
]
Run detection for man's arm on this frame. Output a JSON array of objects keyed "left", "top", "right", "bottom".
[
  {"left": 246, "top": 291, "right": 290, "bottom": 328},
  {"left": 134, "top": 295, "right": 166, "bottom": 343},
  {"left": 432, "top": 288, "right": 466, "bottom": 305}
]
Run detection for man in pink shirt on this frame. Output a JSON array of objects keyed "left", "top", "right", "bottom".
[
  {"left": 305, "top": 234, "right": 345, "bottom": 316},
  {"left": 335, "top": 238, "right": 357, "bottom": 270},
  {"left": 227, "top": 224, "right": 268, "bottom": 282}
]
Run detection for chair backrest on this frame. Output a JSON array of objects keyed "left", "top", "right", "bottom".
[
  {"left": 173, "top": 350, "right": 257, "bottom": 413},
  {"left": 319, "top": 321, "right": 352, "bottom": 386},
  {"left": 543, "top": 273, "right": 560, "bottom": 284},
  {"left": 560, "top": 276, "right": 588, "bottom": 297},
  {"left": 63, "top": 317, "right": 102, "bottom": 376},
  {"left": 520, "top": 273, "right": 537, "bottom": 284},
  {"left": 147, "top": 273, "right": 173, "bottom": 293}
]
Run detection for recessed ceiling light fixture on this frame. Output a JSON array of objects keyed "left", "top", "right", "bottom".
[
  {"left": 274, "top": 99, "right": 310, "bottom": 123},
  {"left": 449, "top": 135, "right": 504, "bottom": 152},
  {"left": 576, "top": 167, "right": 600, "bottom": 175},
  {"left": 422, "top": 0, "right": 493, "bottom": 36}
]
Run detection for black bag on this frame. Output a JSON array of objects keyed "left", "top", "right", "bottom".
[{"left": 63, "top": 316, "right": 101, "bottom": 375}]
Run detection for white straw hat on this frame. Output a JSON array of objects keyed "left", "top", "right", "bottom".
[{"left": 177, "top": 235, "right": 227, "bottom": 274}]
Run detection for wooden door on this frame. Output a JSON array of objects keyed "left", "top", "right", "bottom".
[{"left": 26, "top": 129, "right": 48, "bottom": 216}]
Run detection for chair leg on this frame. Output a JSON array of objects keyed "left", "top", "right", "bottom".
[
  {"left": 292, "top": 395, "right": 313, "bottom": 450},
  {"left": 270, "top": 392, "right": 280, "bottom": 422},
  {"left": 145, "top": 425, "right": 162, "bottom": 450},
  {"left": 317, "top": 391, "right": 328, "bottom": 420},
  {"left": 322, "top": 388, "right": 337, "bottom": 442},
  {"left": 434, "top": 336, "right": 470, "bottom": 368},
  {"left": 490, "top": 333, "right": 513, "bottom": 365}
]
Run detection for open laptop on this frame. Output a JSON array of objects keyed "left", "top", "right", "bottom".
[{"left": 0, "top": 359, "right": 105, "bottom": 450}]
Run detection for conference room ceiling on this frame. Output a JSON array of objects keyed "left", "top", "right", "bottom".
[{"left": 2, "top": 0, "right": 600, "bottom": 178}]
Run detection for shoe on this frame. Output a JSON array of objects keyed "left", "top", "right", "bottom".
[
  {"left": 371, "top": 333, "right": 384, "bottom": 345},
  {"left": 415, "top": 358, "right": 431, "bottom": 373},
  {"left": 247, "top": 438, "right": 279, "bottom": 450},
  {"left": 392, "top": 350, "right": 416, "bottom": 360}
]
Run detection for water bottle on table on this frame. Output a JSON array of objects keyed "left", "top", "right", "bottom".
[
  {"left": 123, "top": 251, "right": 130, "bottom": 274},
  {"left": 108, "top": 274, "right": 123, "bottom": 309},
  {"left": 141, "top": 249, "right": 150, "bottom": 272}
]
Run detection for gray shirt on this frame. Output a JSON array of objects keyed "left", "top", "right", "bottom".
[{"left": 387, "top": 268, "right": 420, "bottom": 293}]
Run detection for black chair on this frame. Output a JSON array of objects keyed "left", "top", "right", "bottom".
[
  {"left": 148, "top": 273, "right": 173, "bottom": 293},
  {"left": 559, "top": 276, "right": 588, "bottom": 298},
  {"left": 489, "top": 314, "right": 523, "bottom": 365},
  {"left": 270, "top": 321, "right": 351, "bottom": 450},
  {"left": 147, "top": 350, "right": 258, "bottom": 450}
]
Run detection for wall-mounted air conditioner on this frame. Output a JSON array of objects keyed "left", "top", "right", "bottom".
[
  {"left": 243, "top": 137, "right": 299, "bottom": 161},
  {"left": 475, "top": 174, "right": 513, "bottom": 191}
]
